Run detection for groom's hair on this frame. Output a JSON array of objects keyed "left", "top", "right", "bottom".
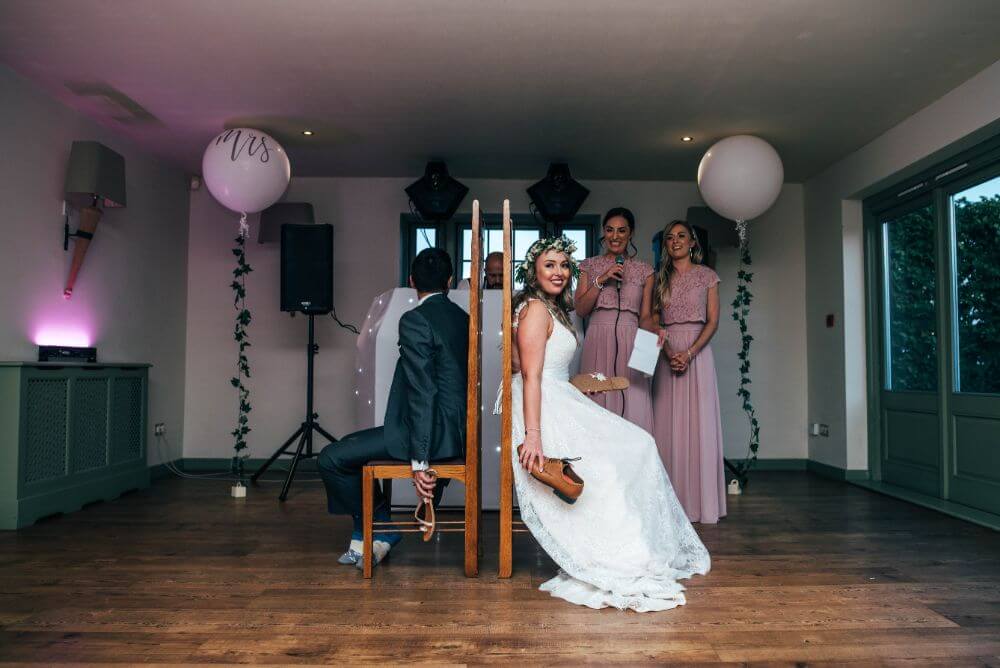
[{"left": 411, "top": 248, "right": 453, "bottom": 292}]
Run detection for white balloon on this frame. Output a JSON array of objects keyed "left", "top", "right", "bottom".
[
  {"left": 697, "top": 135, "right": 783, "bottom": 222},
  {"left": 202, "top": 128, "right": 291, "bottom": 214}
]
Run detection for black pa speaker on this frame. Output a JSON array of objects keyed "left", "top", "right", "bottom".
[
  {"left": 405, "top": 161, "right": 468, "bottom": 220},
  {"left": 527, "top": 163, "right": 590, "bottom": 222},
  {"left": 281, "top": 224, "right": 333, "bottom": 314}
]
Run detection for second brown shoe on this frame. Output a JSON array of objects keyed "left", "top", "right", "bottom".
[{"left": 516, "top": 444, "right": 584, "bottom": 504}]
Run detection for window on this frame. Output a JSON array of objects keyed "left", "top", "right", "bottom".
[
  {"left": 880, "top": 203, "right": 938, "bottom": 392},
  {"left": 950, "top": 174, "right": 1000, "bottom": 394},
  {"left": 401, "top": 212, "right": 599, "bottom": 288},
  {"left": 460, "top": 226, "right": 542, "bottom": 289}
]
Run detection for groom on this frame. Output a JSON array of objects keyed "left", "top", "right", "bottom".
[{"left": 317, "top": 248, "right": 469, "bottom": 568}]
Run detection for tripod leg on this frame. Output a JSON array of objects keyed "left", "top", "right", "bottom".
[
  {"left": 278, "top": 429, "right": 309, "bottom": 502},
  {"left": 314, "top": 424, "right": 338, "bottom": 446},
  {"left": 251, "top": 425, "right": 304, "bottom": 483}
]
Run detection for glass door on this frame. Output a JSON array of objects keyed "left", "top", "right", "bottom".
[
  {"left": 875, "top": 198, "right": 942, "bottom": 496},
  {"left": 945, "top": 170, "right": 1000, "bottom": 514}
]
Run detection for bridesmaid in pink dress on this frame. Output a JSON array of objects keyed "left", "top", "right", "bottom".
[
  {"left": 652, "top": 220, "right": 726, "bottom": 523},
  {"left": 575, "top": 208, "right": 656, "bottom": 433}
]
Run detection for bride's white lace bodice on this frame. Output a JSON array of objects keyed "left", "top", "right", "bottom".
[{"left": 514, "top": 300, "right": 576, "bottom": 382}]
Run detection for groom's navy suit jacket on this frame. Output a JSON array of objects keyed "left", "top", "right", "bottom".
[{"left": 383, "top": 293, "right": 469, "bottom": 463}]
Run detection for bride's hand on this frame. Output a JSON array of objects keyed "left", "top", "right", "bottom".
[{"left": 519, "top": 430, "right": 545, "bottom": 472}]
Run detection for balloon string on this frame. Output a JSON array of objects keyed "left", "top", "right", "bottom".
[{"left": 238, "top": 212, "right": 249, "bottom": 239}]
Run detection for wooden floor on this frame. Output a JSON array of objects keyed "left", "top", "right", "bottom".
[{"left": 1, "top": 472, "right": 999, "bottom": 665}]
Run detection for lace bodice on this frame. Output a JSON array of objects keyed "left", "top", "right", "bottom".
[
  {"left": 579, "top": 255, "right": 654, "bottom": 314},
  {"left": 514, "top": 300, "right": 578, "bottom": 381},
  {"left": 661, "top": 265, "right": 720, "bottom": 325}
]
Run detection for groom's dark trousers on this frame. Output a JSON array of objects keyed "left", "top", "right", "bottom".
[{"left": 317, "top": 293, "right": 469, "bottom": 516}]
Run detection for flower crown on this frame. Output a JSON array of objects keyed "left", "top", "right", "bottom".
[{"left": 514, "top": 235, "right": 581, "bottom": 285}]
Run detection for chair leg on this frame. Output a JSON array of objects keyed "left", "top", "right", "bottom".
[
  {"left": 362, "top": 467, "right": 374, "bottom": 579},
  {"left": 499, "top": 464, "right": 513, "bottom": 578},
  {"left": 464, "top": 473, "right": 479, "bottom": 578}
]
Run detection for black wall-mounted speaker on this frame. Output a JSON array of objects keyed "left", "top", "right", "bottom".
[
  {"left": 280, "top": 224, "right": 333, "bottom": 314},
  {"left": 527, "top": 163, "right": 590, "bottom": 222},
  {"left": 405, "top": 161, "right": 468, "bottom": 220}
]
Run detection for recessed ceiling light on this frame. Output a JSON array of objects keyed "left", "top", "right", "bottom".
[
  {"left": 681, "top": 136, "right": 693, "bottom": 142},
  {"left": 302, "top": 130, "right": 314, "bottom": 136}
]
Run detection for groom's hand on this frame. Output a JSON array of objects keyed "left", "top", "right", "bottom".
[{"left": 412, "top": 470, "right": 436, "bottom": 500}]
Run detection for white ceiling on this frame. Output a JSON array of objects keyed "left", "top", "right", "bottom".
[{"left": 2, "top": 0, "right": 999, "bottom": 181}]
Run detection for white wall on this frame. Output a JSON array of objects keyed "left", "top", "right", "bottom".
[
  {"left": 0, "top": 66, "right": 190, "bottom": 465},
  {"left": 804, "top": 59, "right": 1000, "bottom": 470},
  {"left": 184, "top": 178, "right": 808, "bottom": 463}
]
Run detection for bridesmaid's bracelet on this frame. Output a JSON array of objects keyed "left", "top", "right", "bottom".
[
  {"left": 593, "top": 276, "right": 605, "bottom": 290},
  {"left": 526, "top": 427, "right": 541, "bottom": 433}
]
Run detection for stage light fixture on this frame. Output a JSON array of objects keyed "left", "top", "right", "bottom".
[
  {"left": 405, "top": 161, "right": 468, "bottom": 221},
  {"left": 526, "top": 163, "right": 590, "bottom": 222},
  {"left": 682, "top": 136, "right": 693, "bottom": 142}
]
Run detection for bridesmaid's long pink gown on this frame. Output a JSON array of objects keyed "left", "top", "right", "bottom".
[
  {"left": 652, "top": 264, "right": 726, "bottom": 523},
  {"left": 578, "top": 255, "right": 654, "bottom": 434}
]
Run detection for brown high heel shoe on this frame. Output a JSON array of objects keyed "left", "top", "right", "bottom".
[
  {"left": 414, "top": 468, "right": 438, "bottom": 541},
  {"left": 516, "top": 445, "right": 584, "bottom": 504}
]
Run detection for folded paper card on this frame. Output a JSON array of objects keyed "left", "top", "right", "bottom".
[{"left": 628, "top": 328, "right": 660, "bottom": 376}]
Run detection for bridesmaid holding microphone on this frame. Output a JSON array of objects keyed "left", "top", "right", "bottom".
[
  {"left": 652, "top": 220, "right": 726, "bottom": 524},
  {"left": 575, "top": 207, "right": 657, "bottom": 433}
]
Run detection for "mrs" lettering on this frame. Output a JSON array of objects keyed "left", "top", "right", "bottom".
[{"left": 215, "top": 129, "right": 272, "bottom": 163}]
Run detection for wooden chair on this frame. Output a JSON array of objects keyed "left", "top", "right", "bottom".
[
  {"left": 361, "top": 200, "right": 483, "bottom": 579},
  {"left": 497, "top": 199, "right": 529, "bottom": 578}
]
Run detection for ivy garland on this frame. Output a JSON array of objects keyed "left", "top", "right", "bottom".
[
  {"left": 229, "top": 232, "right": 253, "bottom": 478},
  {"left": 730, "top": 237, "right": 760, "bottom": 486}
]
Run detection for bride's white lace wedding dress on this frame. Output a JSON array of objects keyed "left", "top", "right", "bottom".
[{"left": 508, "top": 301, "right": 711, "bottom": 611}]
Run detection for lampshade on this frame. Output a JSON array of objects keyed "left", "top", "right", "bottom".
[
  {"left": 63, "top": 141, "right": 126, "bottom": 208},
  {"left": 258, "top": 202, "right": 315, "bottom": 243}
]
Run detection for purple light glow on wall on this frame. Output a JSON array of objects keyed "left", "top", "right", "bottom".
[{"left": 34, "top": 325, "right": 91, "bottom": 347}]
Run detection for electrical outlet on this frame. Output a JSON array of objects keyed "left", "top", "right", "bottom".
[
  {"left": 153, "top": 422, "right": 166, "bottom": 436},
  {"left": 809, "top": 423, "right": 831, "bottom": 437}
]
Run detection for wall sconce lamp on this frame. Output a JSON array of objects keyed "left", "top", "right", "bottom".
[{"left": 63, "top": 141, "right": 126, "bottom": 298}]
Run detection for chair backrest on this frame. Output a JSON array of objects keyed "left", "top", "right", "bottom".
[
  {"left": 501, "top": 198, "right": 513, "bottom": 447},
  {"left": 464, "top": 200, "right": 483, "bottom": 501},
  {"left": 499, "top": 199, "right": 514, "bottom": 576}
]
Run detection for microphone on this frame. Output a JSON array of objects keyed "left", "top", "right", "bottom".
[{"left": 614, "top": 254, "right": 625, "bottom": 291}]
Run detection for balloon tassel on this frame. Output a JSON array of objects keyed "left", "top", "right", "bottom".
[
  {"left": 238, "top": 212, "right": 249, "bottom": 239},
  {"left": 735, "top": 218, "right": 749, "bottom": 252}
]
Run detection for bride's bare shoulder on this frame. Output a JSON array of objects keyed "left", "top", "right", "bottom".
[{"left": 516, "top": 299, "right": 554, "bottom": 336}]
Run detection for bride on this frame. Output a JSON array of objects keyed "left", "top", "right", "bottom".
[{"left": 508, "top": 236, "right": 710, "bottom": 611}]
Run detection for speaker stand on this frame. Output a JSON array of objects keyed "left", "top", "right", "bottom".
[{"left": 251, "top": 314, "right": 338, "bottom": 500}]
